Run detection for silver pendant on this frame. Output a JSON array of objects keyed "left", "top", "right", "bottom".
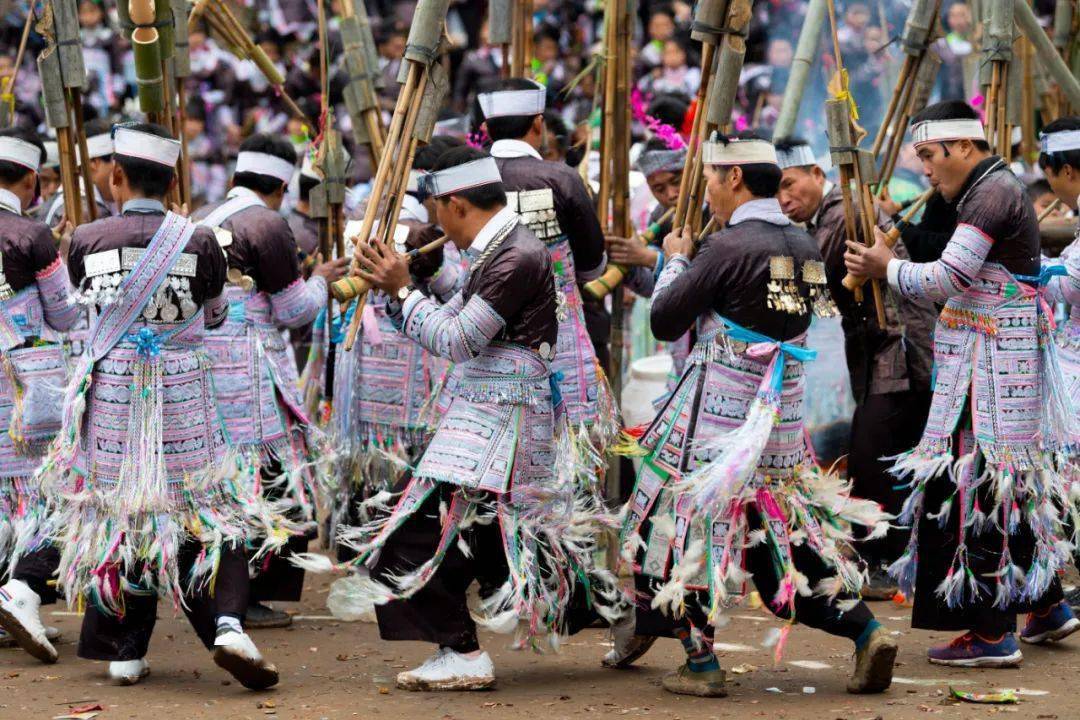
[
  {"left": 160, "top": 302, "right": 179, "bottom": 322},
  {"left": 180, "top": 297, "right": 198, "bottom": 318}
]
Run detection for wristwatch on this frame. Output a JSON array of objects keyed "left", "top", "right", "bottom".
[{"left": 397, "top": 284, "right": 414, "bottom": 301}]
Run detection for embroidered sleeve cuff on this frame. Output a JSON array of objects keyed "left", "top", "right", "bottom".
[
  {"left": 576, "top": 251, "right": 607, "bottom": 282},
  {"left": 427, "top": 262, "right": 462, "bottom": 300},
  {"left": 887, "top": 257, "right": 905, "bottom": 291},
  {"left": 270, "top": 275, "right": 324, "bottom": 328}
]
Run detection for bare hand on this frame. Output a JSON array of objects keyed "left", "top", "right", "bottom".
[
  {"left": 606, "top": 234, "right": 659, "bottom": 268},
  {"left": 662, "top": 225, "right": 693, "bottom": 259},
  {"left": 874, "top": 187, "right": 902, "bottom": 217},
  {"left": 311, "top": 254, "right": 351, "bottom": 282},
  {"left": 843, "top": 225, "right": 895, "bottom": 281},
  {"left": 355, "top": 237, "right": 411, "bottom": 295}
]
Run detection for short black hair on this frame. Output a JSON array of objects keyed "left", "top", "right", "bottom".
[
  {"left": 646, "top": 92, "right": 690, "bottom": 131},
  {"left": 544, "top": 109, "right": 569, "bottom": 156},
  {"left": 429, "top": 146, "right": 506, "bottom": 211},
  {"left": 1038, "top": 116, "right": 1080, "bottom": 174},
  {"left": 649, "top": 5, "right": 676, "bottom": 20},
  {"left": 233, "top": 133, "right": 297, "bottom": 195},
  {"left": 773, "top": 135, "right": 815, "bottom": 171},
  {"left": 114, "top": 122, "right": 176, "bottom": 197},
  {"left": 483, "top": 78, "right": 545, "bottom": 142},
  {"left": 0, "top": 127, "right": 45, "bottom": 184},
  {"left": 298, "top": 173, "right": 319, "bottom": 202},
  {"left": 414, "top": 135, "right": 466, "bottom": 172},
  {"left": 710, "top": 131, "right": 782, "bottom": 197},
  {"left": 911, "top": 100, "right": 991, "bottom": 152}
]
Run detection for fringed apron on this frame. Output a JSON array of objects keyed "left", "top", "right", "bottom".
[
  {"left": 0, "top": 260, "right": 71, "bottom": 562},
  {"left": 298, "top": 342, "right": 627, "bottom": 648},
  {"left": 888, "top": 263, "right": 1079, "bottom": 611},
  {"left": 621, "top": 312, "right": 887, "bottom": 645},
  {"left": 32, "top": 213, "right": 289, "bottom": 614}
]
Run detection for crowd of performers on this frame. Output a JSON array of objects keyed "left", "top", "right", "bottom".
[{"left": 1, "top": 80, "right": 1080, "bottom": 701}]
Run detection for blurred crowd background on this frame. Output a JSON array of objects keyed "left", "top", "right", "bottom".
[{"left": 0, "top": 0, "right": 1064, "bottom": 210}]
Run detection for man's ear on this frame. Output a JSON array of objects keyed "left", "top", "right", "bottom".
[
  {"left": 728, "top": 164, "right": 744, "bottom": 191},
  {"left": 532, "top": 115, "right": 545, "bottom": 135}
]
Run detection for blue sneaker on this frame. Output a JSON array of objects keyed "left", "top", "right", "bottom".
[
  {"left": 1021, "top": 601, "right": 1080, "bottom": 644},
  {"left": 927, "top": 632, "right": 1022, "bottom": 668}
]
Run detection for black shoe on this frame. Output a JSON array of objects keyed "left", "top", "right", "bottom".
[
  {"left": 862, "top": 568, "right": 898, "bottom": 602},
  {"left": 245, "top": 602, "right": 293, "bottom": 629}
]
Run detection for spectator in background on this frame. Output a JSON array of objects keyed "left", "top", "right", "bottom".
[
  {"left": 452, "top": 20, "right": 503, "bottom": 113},
  {"left": 1028, "top": 178, "right": 1067, "bottom": 219},
  {"left": 637, "top": 35, "right": 700, "bottom": 97},
  {"left": 532, "top": 26, "right": 570, "bottom": 94},
  {"left": 376, "top": 24, "right": 408, "bottom": 110},
  {"left": 849, "top": 25, "right": 888, "bottom": 140},
  {"left": 837, "top": 3, "right": 872, "bottom": 59},
  {"left": 935, "top": 1, "right": 976, "bottom": 100},
  {"left": 638, "top": 5, "right": 677, "bottom": 74}
]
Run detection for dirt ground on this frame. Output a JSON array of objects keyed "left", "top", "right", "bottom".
[{"left": 3, "top": 571, "right": 1078, "bottom": 720}]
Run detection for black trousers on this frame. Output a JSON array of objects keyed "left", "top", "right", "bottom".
[
  {"left": 78, "top": 541, "right": 249, "bottom": 661},
  {"left": 10, "top": 545, "right": 61, "bottom": 605},
  {"left": 848, "top": 389, "right": 932, "bottom": 568},
  {"left": 910, "top": 424, "right": 1062, "bottom": 634},
  {"left": 635, "top": 506, "right": 875, "bottom": 643},
  {"left": 373, "top": 483, "right": 601, "bottom": 649},
  {"left": 248, "top": 458, "right": 311, "bottom": 603}
]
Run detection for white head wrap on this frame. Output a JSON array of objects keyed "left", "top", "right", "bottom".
[{"left": 113, "top": 126, "right": 181, "bottom": 167}]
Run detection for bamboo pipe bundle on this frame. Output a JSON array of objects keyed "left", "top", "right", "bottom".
[
  {"left": 842, "top": 186, "right": 935, "bottom": 292},
  {"left": 584, "top": 206, "right": 675, "bottom": 300},
  {"left": 981, "top": 0, "right": 1014, "bottom": 156},
  {"left": 188, "top": 0, "right": 311, "bottom": 124},
  {"left": 37, "top": 23, "right": 81, "bottom": 227},
  {"left": 870, "top": 0, "right": 942, "bottom": 180},
  {"left": 340, "top": 13, "right": 385, "bottom": 162},
  {"left": 1014, "top": 0, "right": 1080, "bottom": 111},
  {"left": 173, "top": 0, "right": 192, "bottom": 206},
  {"left": 338, "top": 0, "right": 449, "bottom": 349},
  {"left": 671, "top": 0, "right": 729, "bottom": 229},
  {"left": 354, "top": 0, "right": 383, "bottom": 89},
  {"left": 876, "top": 50, "right": 940, "bottom": 197},
  {"left": 50, "top": 0, "right": 97, "bottom": 221},
  {"left": 129, "top": 0, "right": 164, "bottom": 113},
  {"left": 775, "top": 0, "right": 828, "bottom": 139},
  {"left": 331, "top": 235, "right": 451, "bottom": 302},
  {"left": 509, "top": 0, "right": 533, "bottom": 78},
  {"left": 489, "top": 0, "right": 512, "bottom": 65},
  {"left": 684, "top": 0, "right": 751, "bottom": 233},
  {"left": 826, "top": 95, "right": 885, "bottom": 326},
  {"left": 1053, "top": 0, "right": 1073, "bottom": 53}
]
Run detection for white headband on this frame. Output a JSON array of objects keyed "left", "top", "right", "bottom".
[
  {"left": 235, "top": 151, "right": 295, "bottom": 184},
  {"left": 418, "top": 157, "right": 502, "bottom": 198},
  {"left": 114, "top": 127, "right": 181, "bottom": 167},
  {"left": 85, "top": 133, "right": 114, "bottom": 159},
  {"left": 1041, "top": 129, "right": 1080, "bottom": 154},
  {"left": 0, "top": 136, "right": 41, "bottom": 172},
  {"left": 776, "top": 144, "right": 816, "bottom": 169},
  {"left": 702, "top": 138, "right": 778, "bottom": 166},
  {"left": 407, "top": 169, "right": 424, "bottom": 193},
  {"left": 911, "top": 118, "right": 986, "bottom": 147},
  {"left": 477, "top": 84, "right": 546, "bottom": 119},
  {"left": 43, "top": 141, "right": 59, "bottom": 169}
]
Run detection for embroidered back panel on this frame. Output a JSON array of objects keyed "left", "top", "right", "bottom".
[
  {"left": 204, "top": 285, "right": 304, "bottom": 447},
  {"left": 80, "top": 315, "right": 228, "bottom": 487},
  {"left": 922, "top": 263, "right": 1044, "bottom": 465},
  {"left": 641, "top": 313, "right": 807, "bottom": 478},
  {"left": 413, "top": 342, "right": 553, "bottom": 494}
]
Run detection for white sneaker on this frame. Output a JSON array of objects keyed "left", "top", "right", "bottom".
[
  {"left": 213, "top": 630, "right": 279, "bottom": 690},
  {"left": 396, "top": 648, "right": 496, "bottom": 691},
  {"left": 0, "top": 579, "right": 57, "bottom": 663},
  {"left": 109, "top": 658, "right": 150, "bottom": 685}
]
